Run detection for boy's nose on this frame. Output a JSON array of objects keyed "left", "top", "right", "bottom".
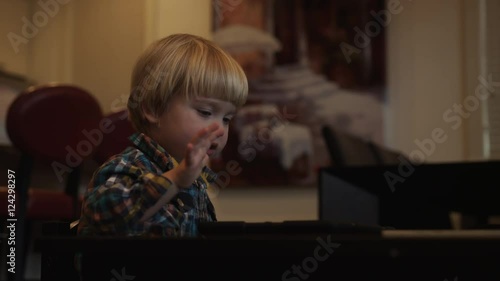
[{"left": 214, "top": 126, "right": 225, "bottom": 138}]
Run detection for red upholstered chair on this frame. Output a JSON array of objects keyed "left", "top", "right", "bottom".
[
  {"left": 93, "top": 109, "right": 136, "bottom": 165},
  {"left": 0, "top": 84, "right": 102, "bottom": 280}
]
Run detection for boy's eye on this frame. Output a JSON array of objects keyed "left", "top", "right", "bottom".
[
  {"left": 197, "top": 109, "right": 212, "bottom": 117},
  {"left": 223, "top": 117, "right": 232, "bottom": 124}
]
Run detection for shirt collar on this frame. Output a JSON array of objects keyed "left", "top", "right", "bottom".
[{"left": 129, "top": 132, "right": 218, "bottom": 184}]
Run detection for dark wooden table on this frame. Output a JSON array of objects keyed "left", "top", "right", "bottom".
[{"left": 37, "top": 230, "right": 500, "bottom": 281}]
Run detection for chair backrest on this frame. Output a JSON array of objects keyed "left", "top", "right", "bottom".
[
  {"left": 371, "top": 143, "right": 409, "bottom": 165},
  {"left": 321, "top": 125, "right": 409, "bottom": 167},
  {"left": 3, "top": 84, "right": 102, "bottom": 281},
  {"left": 6, "top": 84, "right": 103, "bottom": 198},
  {"left": 93, "top": 109, "right": 136, "bottom": 165},
  {"left": 321, "top": 125, "right": 383, "bottom": 167},
  {"left": 7, "top": 84, "right": 103, "bottom": 163}
]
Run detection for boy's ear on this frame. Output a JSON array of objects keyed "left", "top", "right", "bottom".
[{"left": 142, "top": 104, "right": 159, "bottom": 123}]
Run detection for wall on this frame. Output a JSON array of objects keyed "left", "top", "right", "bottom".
[
  {"left": 71, "top": 0, "right": 212, "bottom": 113},
  {"left": 0, "top": 0, "right": 30, "bottom": 75},
  {"left": 0, "top": 0, "right": 213, "bottom": 113},
  {"left": 216, "top": 0, "right": 479, "bottom": 222},
  {"left": 211, "top": 186, "right": 318, "bottom": 222},
  {"left": 385, "top": 0, "right": 467, "bottom": 163},
  {"left": 0, "top": 0, "right": 485, "bottom": 223},
  {"left": 0, "top": 0, "right": 75, "bottom": 83},
  {"left": 27, "top": 0, "right": 74, "bottom": 84},
  {"left": 462, "top": 0, "right": 483, "bottom": 161},
  {"left": 155, "top": 0, "right": 213, "bottom": 41},
  {"left": 1, "top": 1, "right": 480, "bottom": 161},
  {"left": 72, "top": 0, "right": 145, "bottom": 112}
]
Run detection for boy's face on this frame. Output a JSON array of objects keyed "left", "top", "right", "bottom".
[{"left": 151, "top": 94, "right": 236, "bottom": 162}]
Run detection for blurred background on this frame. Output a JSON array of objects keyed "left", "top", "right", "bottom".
[
  {"left": 1, "top": 0, "right": 499, "bottom": 225},
  {"left": 1, "top": 0, "right": 499, "bottom": 279}
]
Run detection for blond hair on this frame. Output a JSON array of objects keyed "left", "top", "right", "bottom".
[{"left": 128, "top": 33, "right": 248, "bottom": 133}]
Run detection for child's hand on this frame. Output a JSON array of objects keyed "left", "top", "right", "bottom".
[{"left": 164, "top": 123, "right": 223, "bottom": 188}]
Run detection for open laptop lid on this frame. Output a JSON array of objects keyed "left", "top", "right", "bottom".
[{"left": 319, "top": 168, "right": 380, "bottom": 226}]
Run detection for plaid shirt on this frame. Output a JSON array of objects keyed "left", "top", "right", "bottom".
[{"left": 78, "top": 132, "right": 217, "bottom": 237}]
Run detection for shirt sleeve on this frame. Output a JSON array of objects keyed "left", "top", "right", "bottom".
[{"left": 81, "top": 157, "right": 178, "bottom": 235}]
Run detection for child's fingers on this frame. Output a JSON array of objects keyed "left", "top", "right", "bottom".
[
  {"left": 184, "top": 143, "right": 195, "bottom": 167},
  {"left": 201, "top": 154, "right": 210, "bottom": 167},
  {"left": 206, "top": 122, "right": 220, "bottom": 132},
  {"left": 210, "top": 127, "right": 225, "bottom": 141},
  {"left": 185, "top": 140, "right": 210, "bottom": 168},
  {"left": 190, "top": 123, "right": 219, "bottom": 146},
  {"left": 203, "top": 124, "right": 224, "bottom": 144},
  {"left": 184, "top": 123, "right": 222, "bottom": 169}
]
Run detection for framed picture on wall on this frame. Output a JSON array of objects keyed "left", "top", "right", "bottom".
[
  {"left": 211, "top": 0, "right": 387, "bottom": 187},
  {"left": 213, "top": 0, "right": 386, "bottom": 94}
]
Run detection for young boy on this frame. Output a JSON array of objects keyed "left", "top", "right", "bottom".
[{"left": 77, "top": 33, "right": 248, "bottom": 237}]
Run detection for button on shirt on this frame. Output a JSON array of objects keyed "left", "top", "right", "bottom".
[{"left": 78, "top": 132, "right": 217, "bottom": 237}]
